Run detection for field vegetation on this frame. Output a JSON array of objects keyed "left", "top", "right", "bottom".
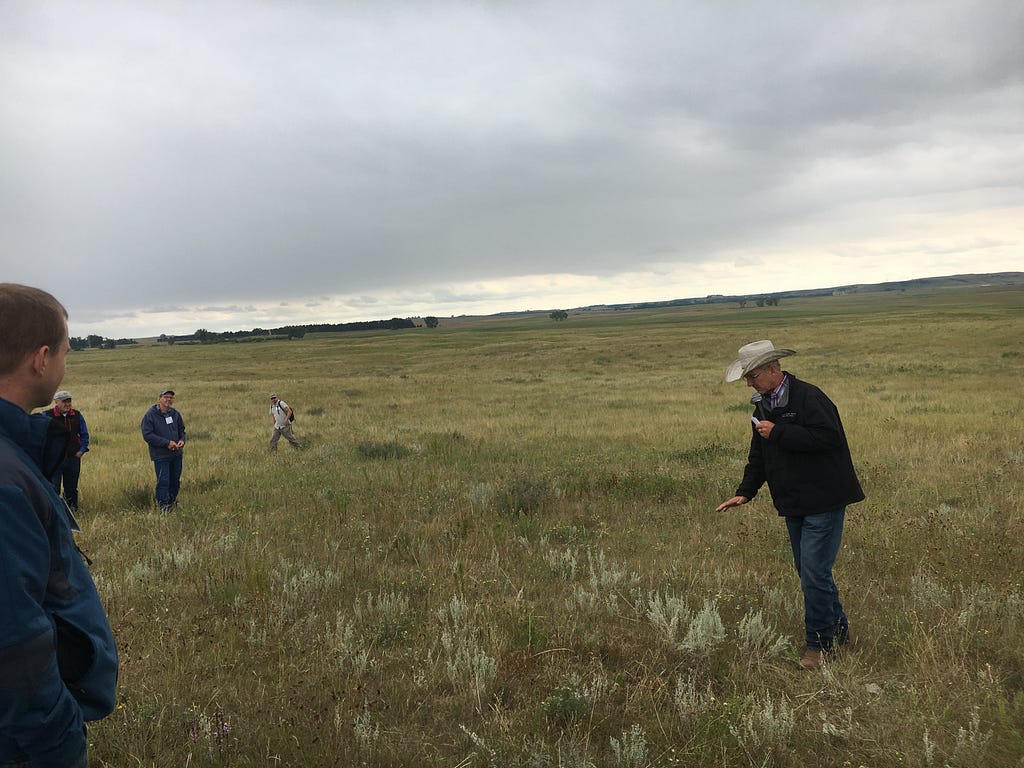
[{"left": 60, "top": 284, "right": 1023, "bottom": 766}]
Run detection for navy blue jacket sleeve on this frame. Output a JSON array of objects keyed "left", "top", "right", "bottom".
[
  {"left": 77, "top": 414, "right": 89, "bottom": 454},
  {"left": 0, "top": 486, "right": 88, "bottom": 767}
]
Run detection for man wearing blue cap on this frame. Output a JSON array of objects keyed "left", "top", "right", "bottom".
[{"left": 140, "top": 388, "right": 186, "bottom": 512}]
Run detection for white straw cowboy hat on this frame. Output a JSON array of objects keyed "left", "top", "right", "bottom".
[{"left": 725, "top": 340, "right": 796, "bottom": 382}]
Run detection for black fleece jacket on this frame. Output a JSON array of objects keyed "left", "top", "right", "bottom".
[{"left": 737, "top": 373, "right": 864, "bottom": 517}]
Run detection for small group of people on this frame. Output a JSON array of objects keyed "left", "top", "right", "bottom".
[
  {"left": 0, "top": 283, "right": 311, "bottom": 765},
  {"left": 136, "top": 390, "right": 300, "bottom": 512},
  {"left": 42, "top": 385, "right": 301, "bottom": 515},
  {"left": 0, "top": 280, "right": 862, "bottom": 764}
]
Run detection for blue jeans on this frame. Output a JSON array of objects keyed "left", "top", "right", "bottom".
[
  {"left": 785, "top": 508, "right": 848, "bottom": 651},
  {"left": 153, "top": 454, "right": 183, "bottom": 508}
]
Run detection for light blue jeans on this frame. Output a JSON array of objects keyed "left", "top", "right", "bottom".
[{"left": 785, "top": 508, "right": 849, "bottom": 651}]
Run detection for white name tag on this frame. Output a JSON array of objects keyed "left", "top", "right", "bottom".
[{"left": 165, "top": 416, "right": 174, "bottom": 424}]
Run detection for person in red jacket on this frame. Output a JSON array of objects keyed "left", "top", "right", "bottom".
[
  {"left": 44, "top": 390, "right": 90, "bottom": 511},
  {"left": 716, "top": 340, "right": 864, "bottom": 671}
]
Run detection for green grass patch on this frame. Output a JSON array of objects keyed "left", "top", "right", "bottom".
[{"left": 54, "top": 284, "right": 1024, "bottom": 766}]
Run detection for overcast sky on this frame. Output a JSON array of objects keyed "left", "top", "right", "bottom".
[{"left": 2, "top": 1, "right": 1021, "bottom": 339}]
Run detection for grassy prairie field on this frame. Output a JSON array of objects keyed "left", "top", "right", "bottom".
[{"left": 60, "top": 284, "right": 1023, "bottom": 767}]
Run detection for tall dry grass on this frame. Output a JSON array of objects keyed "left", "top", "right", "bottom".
[{"left": 55, "top": 285, "right": 1024, "bottom": 766}]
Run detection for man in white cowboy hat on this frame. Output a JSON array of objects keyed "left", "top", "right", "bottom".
[{"left": 716, "top": 340, "right": 864, "bottom": 671}]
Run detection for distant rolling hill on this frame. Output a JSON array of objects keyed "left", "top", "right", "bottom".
[{"left": 567, "top": 271, "right": 1024, "bottom": 313}]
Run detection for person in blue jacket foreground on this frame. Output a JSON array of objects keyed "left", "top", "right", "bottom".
[{"left": 0, "top": 283, "right": 118, "bottom": 767}]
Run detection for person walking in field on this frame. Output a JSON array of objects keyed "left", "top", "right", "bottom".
[
  {"left": 269, "top": 393, "right": 300, "bottom": 452},
  {"left": 140, "top": 388, "right": 186, "bottom": 512},
  {"left": 44, "top": 389, "right": 90, "bottom": 511},
  {"left": 715, "top": 340, "right": 864, "bottom": 671},
  {"left": 0, "top": 283, "right": 118, "bottom": 767}
]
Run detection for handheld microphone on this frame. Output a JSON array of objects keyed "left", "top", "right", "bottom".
[{"left": 750, "top": 392, "right": 765, "bottom": 420}]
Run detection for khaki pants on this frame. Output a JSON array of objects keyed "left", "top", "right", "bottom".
[{"left": 270, "top": 423, "right": 300, "bottom": 451}]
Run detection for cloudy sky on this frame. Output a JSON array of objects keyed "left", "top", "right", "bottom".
[{"left": 2, "top": 1, "right": 1021, "bottom": 339}]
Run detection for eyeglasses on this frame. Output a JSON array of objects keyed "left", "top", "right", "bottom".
[{"left": 743, "top": 368, "right": 768, "bottom": 382}]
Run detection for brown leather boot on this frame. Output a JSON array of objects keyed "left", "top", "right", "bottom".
[{"left": 797, "top": 649, "right": 822, "bottom": 670}]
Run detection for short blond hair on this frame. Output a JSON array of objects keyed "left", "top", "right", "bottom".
[{"left": 0, "top": 284, "right": 68, "bottom": 375}]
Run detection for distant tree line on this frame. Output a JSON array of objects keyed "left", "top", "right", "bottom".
[
  {"left": 737, "top": 297, "right": 781, "bottom": 308},
  {"left": 282, "top": 318, "right": 416, "bottom": 334},
  {"left": 70, "top": 335, "right": 137, "bottom": 351},
  {"left": 157, "top": 317, "right": 421, "bottom": 345}
]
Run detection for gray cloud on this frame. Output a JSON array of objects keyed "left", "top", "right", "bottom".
[{"left": 1, "top": 0, "right": 1021, "bottom": 336}]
